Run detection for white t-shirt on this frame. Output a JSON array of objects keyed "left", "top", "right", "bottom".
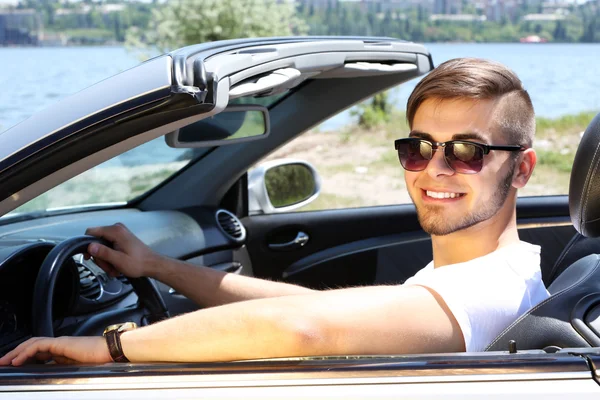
[{"left": 403, "top": 241, "right": 550, "bottom": 352}]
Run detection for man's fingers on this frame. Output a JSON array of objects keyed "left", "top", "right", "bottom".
[
  {"left": 86, "top": 223, "right": 131, "bottom": 242},
  {"left": 0, "top": 337, "right": 43, "bottom": 365},
  {"left": 0, "top": 351, "right": 12, "bottom": 365},
  {"left": 11, "top": 338, "right": 56, "bottom": 366},
  {"left": 85, "top": 225, "right": 119, "bottom": 240},
  {"left": 93, "top": 258, "right": 120, "bottom": 277},
  {"left": 88, "top": 243, "right": 126, "bottom": 272}
]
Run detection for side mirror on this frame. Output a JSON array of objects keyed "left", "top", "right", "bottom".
[{"left": 248, "top": 159, "right": 321, "bottom": 215}]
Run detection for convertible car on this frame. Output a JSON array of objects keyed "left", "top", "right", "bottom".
[{"left": 0, "top": 37, "right": 599, "bottom": 398}]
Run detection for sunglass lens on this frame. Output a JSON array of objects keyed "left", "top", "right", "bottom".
[
  {"left": 447, "top": 142, "right": 483, "bottom": 173},
  {"left": 397, "top": 139, "right": 431, "bottom": 171}
]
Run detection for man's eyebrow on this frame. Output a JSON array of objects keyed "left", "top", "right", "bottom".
[
  {"left": 409, "top": 131, "right": 491, "bottom": 143},
  {"left": 408, "top": 130, "right": 432, "bottom": 140},
  {"left": 452, "top": 132, "right": 489, "bottom": 143}
]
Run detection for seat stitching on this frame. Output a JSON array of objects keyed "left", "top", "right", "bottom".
[
  {"left": 486, "top": 258, "right": 600, "bottom": 349},
  {"left": 548, "top": 234, "right": 584, "bottom": 283},
  {"left": 580, "top": 137, "right": 600, "bottom": 230}
]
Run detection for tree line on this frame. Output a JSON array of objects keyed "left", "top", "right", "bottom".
[
  {"left": 299, "top": 1, "right": 600, "bottom": 43},
  {"left": 10, "top": 0, "right": 600, "bottom": 45}
]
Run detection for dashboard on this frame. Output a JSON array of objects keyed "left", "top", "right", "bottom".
[{"left": 0, "top": 207, "right": 248, "bottom": 356}]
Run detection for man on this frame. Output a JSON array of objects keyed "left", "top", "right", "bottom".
[{"left": 0, "top": 58, "right": 550, "bottom": 366}]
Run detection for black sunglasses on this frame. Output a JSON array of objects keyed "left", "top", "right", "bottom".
[{"left": 394, "top": 138, "right": 526, "bottom": 174}]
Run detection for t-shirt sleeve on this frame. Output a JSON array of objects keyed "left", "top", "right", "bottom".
[{"left": 403, "top": 262, "right": 529, "bottom": 352}]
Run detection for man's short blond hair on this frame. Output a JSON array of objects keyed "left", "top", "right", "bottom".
[{"left": 406, "top": 58, "right": 535, "bottom": 147}]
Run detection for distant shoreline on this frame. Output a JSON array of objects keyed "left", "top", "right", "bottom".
[{"left": 3, "top": 41, "right": 600, "bottom": 48}]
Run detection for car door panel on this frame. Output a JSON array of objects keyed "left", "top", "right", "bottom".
[
  {"left": 243, "top": 196, "right": 576, "bottom": 289},
  {"left": 281, "top": 232, "right": 432, "bottom": 288},
  {"left": 244, "top": 206, "right": 430, "bottom": 289}
]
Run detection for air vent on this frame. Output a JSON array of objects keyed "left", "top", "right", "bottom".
[
  {"left": 77, "top": 263, "right": 102, "bottom": 300},
  {"left": 216, "top": 210, "right": 246, "bottom": 242},
  {"left": 117, "top": 275, "right": 129, "bottom": 285}
]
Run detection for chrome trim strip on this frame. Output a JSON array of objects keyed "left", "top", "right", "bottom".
[
  {"left": 0, "top": 371, "right": 591, "bottom": 392},
  {"left": 2, "top": 380, "right": 599, "bottom": 400},
  {"left": 517, "top": 221, "right": 572, "bottom": 229}
]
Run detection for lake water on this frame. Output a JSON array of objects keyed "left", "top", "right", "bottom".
[{"left": 1, "top": 43, "right": 599, "bottom": 134}]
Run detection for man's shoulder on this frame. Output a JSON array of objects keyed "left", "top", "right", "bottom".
[
  {"left": 456, "top": 240, "right": 541, "bottom": 273},
  {"left": 407, "top": 241, "right": 542, "bottom": 284}
]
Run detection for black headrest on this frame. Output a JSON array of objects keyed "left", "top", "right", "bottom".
[{"left": 569, "top": 112, "right": 600, "bottom": 238}]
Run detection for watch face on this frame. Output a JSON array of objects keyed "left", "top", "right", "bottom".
[
  {"left": 117, "top": 322, "right": 138, "bottom": 332},
  {"left": 103, "top": 322, "right": 137, "bottom": 336},
  {"left": 103, "top": 324, "right": 121, "bottom": 336}
]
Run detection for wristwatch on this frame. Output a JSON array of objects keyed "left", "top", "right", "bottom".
[{"left": 103, "top": 322, "right": 137, "bottom": 362}]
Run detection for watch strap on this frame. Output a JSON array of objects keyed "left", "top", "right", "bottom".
[{"left": 105, "top": 329, "right": 130, "bottom": 363}]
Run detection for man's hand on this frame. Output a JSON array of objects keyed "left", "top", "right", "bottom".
[
  {"left": 85, "top": 223, "right": 161, "bottom": 279},
  {"left": 0, "top": 337, "right": 112, "bottom": 366}
]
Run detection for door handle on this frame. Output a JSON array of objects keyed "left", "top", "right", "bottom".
[{"left": 268, "top": 231, "right": 309, "bottom": 251}]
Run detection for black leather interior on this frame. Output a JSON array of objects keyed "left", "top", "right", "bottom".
[
  {"left": 487, "top": 255, "right": 600, "bottom": 351},
  {"left": 569, "top": 112, "right": 600, "bottom": 237},
  {"left": 486, "top": 112, "right": 600, "bottom": 351},
  {"left": 545, "top": 233, "right": 600, "bottom": 286},
  {"left": 519, "top": 224, "right": 576, "bottom": 287}
]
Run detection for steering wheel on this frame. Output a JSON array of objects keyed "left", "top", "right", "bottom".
[{"left": 32, "top": 235, "right": 170, "bottom": 337}]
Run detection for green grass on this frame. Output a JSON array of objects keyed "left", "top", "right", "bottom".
[
  {"left": 536, "top": 111, "right": 597, "bottom": 138},
  {"left": 536, "top": 150, "right": 576, "bottom": 174}
]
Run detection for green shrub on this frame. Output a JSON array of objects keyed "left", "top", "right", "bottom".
[{"left": 352, "top": 92, "right": 392, "bottom": 129}]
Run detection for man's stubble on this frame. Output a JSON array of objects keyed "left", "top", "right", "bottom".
[{"left": 413, "top": 163, "right": 516, "bottom": 236}]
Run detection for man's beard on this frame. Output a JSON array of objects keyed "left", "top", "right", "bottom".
[{"left": 414, "top": 164, "right": 516, "bottom": 236}]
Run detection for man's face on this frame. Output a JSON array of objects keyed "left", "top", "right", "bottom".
[{"left": 404, "top": 98, "right": 518, "bottom": 236}]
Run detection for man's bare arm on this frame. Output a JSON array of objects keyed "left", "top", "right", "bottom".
[
  {"left": 119, "top": 284, "right": 465, "bottom": 362},
  {"left": 85, "top": 224, "right": 314, "bottom": 308}
]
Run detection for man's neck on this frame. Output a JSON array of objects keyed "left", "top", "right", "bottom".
[{"left": 430, "top": 203, "right": 520, "bottom": 268}]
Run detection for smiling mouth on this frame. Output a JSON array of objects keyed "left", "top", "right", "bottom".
[{"left": 423, "top": 190, "right": 466, "bottom": 199}]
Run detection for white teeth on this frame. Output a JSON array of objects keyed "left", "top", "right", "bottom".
[{"left": 426, "top": 190, "right": 463, "bottom": 199}]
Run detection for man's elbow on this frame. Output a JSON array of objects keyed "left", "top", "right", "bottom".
[{"left": 275, "top": 315, "right": 335, "bottom": 357}]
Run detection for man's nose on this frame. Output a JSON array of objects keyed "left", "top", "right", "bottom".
[{"left": 426, "top": 148, "right": 455, "bottom": 178}]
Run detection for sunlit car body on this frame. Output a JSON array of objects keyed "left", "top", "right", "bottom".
[{"left": 0, "top": 37, "right": 599, "bottom": 398}]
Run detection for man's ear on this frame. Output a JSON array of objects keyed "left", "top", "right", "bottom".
[{"left": 512, "top": 148, "right": 537, "bottom": 189}]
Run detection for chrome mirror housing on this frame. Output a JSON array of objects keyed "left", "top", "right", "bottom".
[{"left": 248, "top": 159, "right": 321, "bottom": 215}]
